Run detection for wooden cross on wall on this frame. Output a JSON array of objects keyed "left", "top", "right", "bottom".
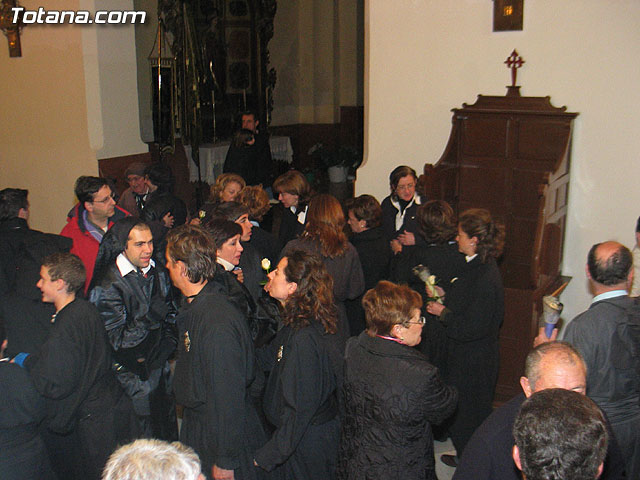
[{"left": 0, "top": 0, "right": 23, "bottom": 57}]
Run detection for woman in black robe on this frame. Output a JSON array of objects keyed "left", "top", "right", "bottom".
[
  {"left": 254, "top": 250, "right": 342, "bottom": 479},
  {"left": 389, "top": 200, "right": 466, "bottom": 369},
  {"left": 426, "top": 208, "right": 505, "bottom": 465},
  {"left": 282, "top": 194, "right": 364, "bottom": 341}
]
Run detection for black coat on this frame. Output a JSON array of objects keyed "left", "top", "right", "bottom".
[
  {"left": 380, "top": 194, "right": 423, "bottom": 243},
  {"left": 439, "top": 257, "right": 504, "bottom": 455},
  {"left": 276, "top": 206, "right": 306, "bottom": 247},
  {"left": 345, "top": 226, "right": 390, "bottom": 335},
  {"left": 250, "top": 225, "right": 281, "bottom": 266},
  {"left": 24, "top": 298, "right": 138, "bottom": 479},
  {"left": 255, "top": 321, "right": 343, "bottom": 479},
  {"left": 239, "top": 241, "right": 268, "bottom": 303},
  {"left": 0, "top": 363, "right": 56, "bottom": 480},
  {"left": 338, "top": 332, "right": 458, "bottom": 480},
  {"left": 224, "top": 133, "right": 273, "bottom": 187},
  {"left": 141, "top": 190, "right": 188, "bottom": 253},
  {"left": 389, "top": 241, "right": 466, "bottom": 368},
  {"left": 173, "top": 281, "right": 266, "bottom": 480}
]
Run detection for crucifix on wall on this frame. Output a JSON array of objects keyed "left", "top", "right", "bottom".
[{"left": 0, "top": 0, "right": 23, "bottom": 57}]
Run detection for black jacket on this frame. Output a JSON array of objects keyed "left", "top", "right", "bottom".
[
  {"left": 338, "top": 332, "right": 458, "bottom": 480},
  {"left": 224, "top": 133, "right": 273, "bottom": 187}
]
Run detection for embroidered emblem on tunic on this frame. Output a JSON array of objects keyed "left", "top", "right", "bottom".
[
  {"left": 184, "top": 331, "right": 191, "bottom": 352},
  {"left": 277, "top": 345, "right": 284, "bottom": 362}
]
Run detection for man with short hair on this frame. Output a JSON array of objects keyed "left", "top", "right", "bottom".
[
  {"left": 90, "top": 218, "right": 178, "bottom": 440},
  {"left": 513, "top": 388, "right": 608, "bottom": 480},
  {"left": 0, "top": 188, "right": 72, "bottom": 357},
  {"left": 60, "top": 176, "right": 129, "bottom": 290},
  {"left": 563, "top": 241, "right": 640, "bottom": 479},
  {"left": 166, "top": 225, "right": 265, "bottom": 480},
  {"left": 223, "top": 111, "right": 273, "bottom": 188},
  {"left": 117, "top": 162, "right": 150, "bottom": 217},
  {"left": 453, "top": 342, "right": 625, "bottom": 479},
  {"left": 103, "top": 439, "right": 204, "bottom": 480}
]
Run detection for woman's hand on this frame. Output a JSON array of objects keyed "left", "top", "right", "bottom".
[
  {"left": 233, "top": 268, "right": 244, "bottom": 283},
  {"left": 426, "top": 301, "right": 445, "bottom": 317},
  {"left": 390, "top": 239, "right": 403, "bottom": 254},
  {"left": 212, "top": 465, "right": 234, "bottom": 479},
  {"left": 397, "top": 230, "right": 416, "bottom": 246}
]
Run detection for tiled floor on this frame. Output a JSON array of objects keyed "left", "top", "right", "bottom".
[{"left": 434, "top": 438, "right": 457, "bottom": 480}]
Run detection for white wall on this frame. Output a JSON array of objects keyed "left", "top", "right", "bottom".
[{"left": 358, "top": 0, "right": 640, "bottom": 324}]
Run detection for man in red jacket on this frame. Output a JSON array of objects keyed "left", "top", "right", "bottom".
[{"left": 60, "top": 176, "right": 129, "bottom": 291}]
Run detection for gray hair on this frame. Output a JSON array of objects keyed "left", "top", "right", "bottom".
[{"left": 102, "top": 439, "right": 202, "bottom": 480}]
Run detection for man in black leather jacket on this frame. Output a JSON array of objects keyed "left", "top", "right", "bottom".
[{"left": 89, "top": 217, "right": 178, "bottom": 439}]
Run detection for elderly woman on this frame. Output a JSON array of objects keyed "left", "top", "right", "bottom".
[
  {"left": 426, "top": 208, "right": 505, "bottom": 465},
  {"left": 282, "top": 193, "right": 364, "bottom": 339},
  {"left": 381, "top": 165, "right": 425, "bottom": 251},
  {"left": 272, "top": 170, "right": 312, "bottom": 246},
  {"left": 338, "top": 281, "right": 458, "bottom": 480},
  {"left": 254, "top": 250, "right": 342, "bottom": 479}
]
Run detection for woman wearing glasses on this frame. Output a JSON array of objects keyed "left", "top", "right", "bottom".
[
  {"left": 381, "top": 166, "right": 426, "bottom": 253},
  {"left": 338, "top": 281, "right": 457, "bottom": 480}
]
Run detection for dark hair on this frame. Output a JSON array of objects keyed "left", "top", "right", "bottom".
[
  {"left": 145, "top": 163, "right": 175, "bottom": 192},
  {"left": 636, "top": 216, "right": 640, "bottom": 234},
  {"left": 205, "top": 219, "right": 242, "bottom": 250},
  {"left": 389, "top": 165, "right": 417, "bottom": 199},
  {"left": 459, "top": 208, "right": 505, "bottom": 262},
  {"left": 75, "top": 176, "right": 109, "bottom": 205},
  {"left": 417, "top": 200, "right": 456, "bottom": 244},
  {"left": 209, "top": 201, "right": 249, "bottom": 223},
  {"left": 42, "top": 252, "right": 86, "bottom": 294},
  {"left": 90, "top": 217, "right": 151, "bottom": 290},
  {"left": 302, "top": 194, "right": 348, "bottom": 258},
  {"left": 166, "top": 225, "right": 217, "bottom": 283},
  {"left": 362, "top": 280, "right": 422, "bottom": 336},
  {"left": 0, "top": 188, "right": 28, "bottom": 221},
  {"left": 282, "top": 250, "right": 337, "bottom": 334},
  {"left": 524, "top": 341, "right": 586, "bottom": 391},
  {"left": 273, "top": 170, "right": 312, "bottom": 207},
  {"left": 345, "top": 194, "right": 382, "bottom": 229},
  {"left": 238, "top": 185, "right": 271, "bottom": 221},
  {"left": 587, "top": 242, "right": 632, "bottom": 286},
  {"left": 513, "top": 388, "right": 608, "bottom": 480}
]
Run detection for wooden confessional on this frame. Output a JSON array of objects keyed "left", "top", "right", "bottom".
[{"left": 422, "top": 81, "right": 578, "bottom": 403}]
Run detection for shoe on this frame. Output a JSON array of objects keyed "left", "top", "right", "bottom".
[{"left": 440, "top": 454, "right": 458, "bottom": 468}]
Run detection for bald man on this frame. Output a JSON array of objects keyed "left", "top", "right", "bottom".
[
  {"left": 453, "top": 342, "right": 625, "bottom": 480},
  {"left": 563, "top": 241, "right": 640, "bottom": 479}
]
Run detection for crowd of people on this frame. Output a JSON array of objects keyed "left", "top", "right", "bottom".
[{"left": 1, "top": 121, "right": 640, "bottom": 480}]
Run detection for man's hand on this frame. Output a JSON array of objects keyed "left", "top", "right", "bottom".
[
  {"left": 397, "top": 230, "right": 416, "bottom": 246},
  {"left": 533, "top": 326, "right": 557, "bottom": 347},
  {"left": 162, "top": 212, "right": 175, "bottom": 228},
  {"left": 212, "top": 465, "right": 234, "bottom": 480}
]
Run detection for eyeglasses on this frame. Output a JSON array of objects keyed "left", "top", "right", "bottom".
[
  {"left": 92, "top": 193, "right": 115, "bottom": 204},
  {"left": 406, "top": 316, "right": 426, "bottom": 325},
  {"left": 396, "top": 183, "right": 415, "bottom": 191}
]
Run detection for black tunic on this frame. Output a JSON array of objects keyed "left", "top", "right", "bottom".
[
  {"left": 173, "top": 281, "right": 266, "bottom": 480},
  {"left": 0, "top": 362, "right": 56, "bottom": 480},
  {"left": 224, "top": 133, "right": 274, "bottom": 188},
  {"left": 24, "top": 298, "right": 137, "bottom": 479},
  {"left": 255, "top": 321, "right": 342, "bottom": 479},
  {"left": 439, "top": 257, "right": 504, "bottom": 455},
  {"left": 380, "top": 194, "right": 423, "bottom": 243},
  {"left": 338, "top": 332, "right": 458, "bottom": 480},
  {"left": 389, "top": 242, "right": 466, "bottom": 369}
]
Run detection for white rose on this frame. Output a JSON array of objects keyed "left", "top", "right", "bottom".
[{"left": 261, "top": 258, "right": 271, "bottom": 271}]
